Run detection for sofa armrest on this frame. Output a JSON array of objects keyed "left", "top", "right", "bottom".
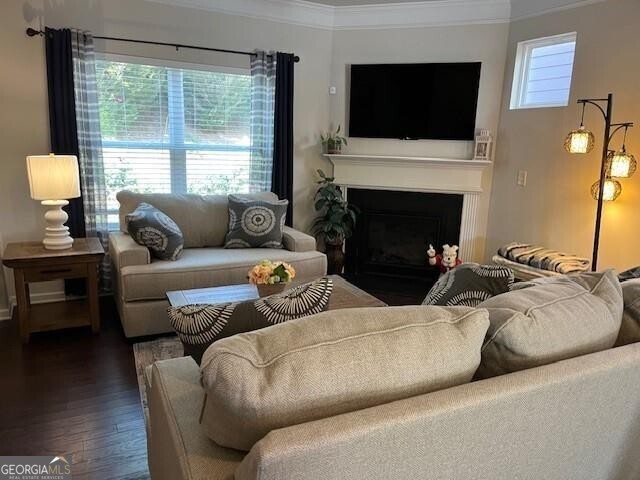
[
  {"left": 109, "top": 231, "right": 151, "bottom": 271},
  {"left": 282, "top": 226, "right": 317, "bottom": 252}
]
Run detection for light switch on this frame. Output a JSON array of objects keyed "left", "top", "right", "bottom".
[
  {"left": 329, "top": 86, "right": 337, "bottom": 95},
  {"left": 517, "top": 170, "right": 528, "bottom": 187}
]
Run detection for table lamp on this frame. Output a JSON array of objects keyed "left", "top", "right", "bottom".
[{"left": 26, "top": 154, "right": 81, "bottom": 250}]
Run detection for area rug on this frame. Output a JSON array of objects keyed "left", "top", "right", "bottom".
[{"left": 132, "top": 336, "right": 184, "bottom": 424}]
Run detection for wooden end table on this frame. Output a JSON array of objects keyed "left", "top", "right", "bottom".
[{"left": 2, "top": 238, "right": 105, "bottom": 343}]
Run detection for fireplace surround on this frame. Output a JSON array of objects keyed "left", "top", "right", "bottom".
[{"left": 326, "top": 153, "right": 492, "bottom": 298}]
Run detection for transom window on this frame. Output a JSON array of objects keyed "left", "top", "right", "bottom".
[
  {"left": 510, "top": 32, "right": 577, "bottom": 110},
  {"left": 95, "top": 55, "right": 251, "bottom": 228}
]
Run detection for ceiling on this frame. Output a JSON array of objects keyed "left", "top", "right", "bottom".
[{"left": 148, "top": 0, "right": 604, "bottom": 29}]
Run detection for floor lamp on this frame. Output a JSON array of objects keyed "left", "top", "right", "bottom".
[{"left": 564, "top": 93, "right": 635, "bottom": 271}]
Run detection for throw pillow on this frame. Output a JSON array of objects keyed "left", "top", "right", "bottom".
[
  {"left": 476, "top": 269, "right": 623, "bottom": 379},
  {"left": 126, "top": 202, "right": 184, "bottom": 261},
  {"left": 616, "top": 278, "right": 640, "bottom": 346},
  {"left": 224, "top": 195, "right": 288, "bottom": 248},
  {"left": 168, "top": 277, "right": 333, "bottom": 364},
  {"left": 619, "top": 266, "right": 640, "bottom": 282},
  {"left": 199, "top": 305, "right": 489, "bottom": 451},
  {"left": 422, "top": 263, "right": 514, "bottom": 307}
]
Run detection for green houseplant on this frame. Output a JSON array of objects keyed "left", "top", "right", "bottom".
[
  {"left": 311, "top": 169, "right": 358, "bottom": 274},
  {"left": 321, "top": 125, "right": 348, "bottom": 154}
]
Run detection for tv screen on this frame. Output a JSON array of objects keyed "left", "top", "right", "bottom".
[{"left": 348, "top": 62, "right": 481, "bottom": 141}]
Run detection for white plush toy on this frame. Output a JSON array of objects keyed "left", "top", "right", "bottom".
[{"left": 428, "top": 244, "right": 462, "bottom": 274}]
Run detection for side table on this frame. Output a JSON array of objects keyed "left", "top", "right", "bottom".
[{"left": 2, "top": 238, "right": 105, "bottom": 343}]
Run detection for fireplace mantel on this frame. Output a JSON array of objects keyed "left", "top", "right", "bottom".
[
  {"left": 325, "top": 153, "right": 492, "bottom": 263},
  {"left": 324, "top": 154, "right": 491, "bottom": 194}
]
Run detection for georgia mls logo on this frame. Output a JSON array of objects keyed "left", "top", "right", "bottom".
[{"left": 0, "top": 455, "right": 72, "bottom": 480}]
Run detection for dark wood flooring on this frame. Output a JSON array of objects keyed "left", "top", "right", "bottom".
[
  {"left": 0, "top": 297, "right": 150, "bottom": 480},
  {"left": 0, "top": 286, "right": 415, "bottom": 479}
]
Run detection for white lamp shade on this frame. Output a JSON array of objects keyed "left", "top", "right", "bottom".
[{"left": 26, "top": 154, "right": 81, "bottom": 200}]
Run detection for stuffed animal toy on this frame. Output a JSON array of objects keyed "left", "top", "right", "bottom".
[{"left": 428, "top": 244, "right": 462, "bottom": 274}]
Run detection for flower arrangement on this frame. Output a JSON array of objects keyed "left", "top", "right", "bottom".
[{"left": 248, "top": 260, "right": 296, "bottom": 285}]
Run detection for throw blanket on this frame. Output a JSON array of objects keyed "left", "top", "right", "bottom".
[{"left": 498, "top": 242, "right": 590, "bottom": 274}]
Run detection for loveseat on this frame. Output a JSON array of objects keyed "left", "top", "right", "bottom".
[
  {"left": 146, "top": 272, "right": 640, "bottom": 480},
  {"left": 109, "top": 191, "right": 327, "bottom": 337}
]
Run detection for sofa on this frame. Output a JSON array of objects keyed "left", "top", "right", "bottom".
[
  {"left": 145, "top": 273, "right": 640, "bottom": 480},
  {"left": 109, "top": 190, "right": 327, "bottom": 337}
]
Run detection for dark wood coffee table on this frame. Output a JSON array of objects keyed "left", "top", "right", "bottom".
[{"left": 166, "top": 275, "right": 386, "bottom": 310}]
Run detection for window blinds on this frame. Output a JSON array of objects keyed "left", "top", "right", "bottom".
[{"left": 95, "top": 58, "right": 252, "bottom": 228}]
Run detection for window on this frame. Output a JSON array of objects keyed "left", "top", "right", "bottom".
[
  {"left": 510, "top": 32, "right": 577, "bottom": 110},
  {"left": 95, "top": 56, "right": 252, "bottom": 229}
]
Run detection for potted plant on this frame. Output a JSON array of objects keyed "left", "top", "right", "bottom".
[
  {"left": 311, "top": 169, "right": 358, "bottom": 274},
  {"left": 321, "top": 125, "right": 348, "bottom": 154}
]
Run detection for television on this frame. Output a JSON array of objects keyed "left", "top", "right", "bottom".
[{"left": 348, "top": 62, "right": 481, "bottom": 141}]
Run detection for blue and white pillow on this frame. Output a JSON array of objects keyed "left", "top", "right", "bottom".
[
  {"left": 224, "top": 195, "right": 288, "bottom": 249},
  {"left": 126, "top": 202, "right": 184, "bottom": 261}
]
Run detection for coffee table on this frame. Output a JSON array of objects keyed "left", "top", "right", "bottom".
[{"left": 166, "top": 275, "right": 387, "bottom": 310}]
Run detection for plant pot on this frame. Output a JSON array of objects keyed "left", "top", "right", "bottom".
[
  {"left": 325, "top": 139, "right": 343, "bottom": 155},
  {"left": 257, "top": 283, "right": 288, "bottom": 297},
  {"left": 325, "top": 242, "right": 345, "bottom": 275}
]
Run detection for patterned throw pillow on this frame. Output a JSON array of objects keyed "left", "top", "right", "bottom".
[
  {"left": 422, "top": 263, "right": 514, "bottom": 307},
  {"left": 126, "top": 202, "right": 184, "bottom": 261},
  {"left": 168, "top": 277, "right": 333, "bottom": 364},
  {"left": 224, "top": 195, "right": 288, "bottom": 248}
]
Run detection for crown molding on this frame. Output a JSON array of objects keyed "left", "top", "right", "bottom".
[
  {"left": 510, "top": 0, "right": 607, "bottom": 21},
  {"left": 145, "top": 0, "right": 336, "bottom": 29},
  {"left": 145, "top": 0, "right": 511, "bottom": 29},
  {"left": 333, "top": 0, "right": 510, "bottom": 30},
  {"left": 144, "top": 0, "right": 608, "bottom": 29}
]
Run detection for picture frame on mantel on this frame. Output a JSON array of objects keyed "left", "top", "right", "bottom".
[{"left": 473, "top": 129, "right": 493, "bottom": 161}]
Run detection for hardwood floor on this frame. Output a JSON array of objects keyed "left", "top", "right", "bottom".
[
  {"left": 0, "top": 286, "right": 416, "bottom": 479},
  {"left": 0, "top": 297, "right": 150, "bottom": 480}
]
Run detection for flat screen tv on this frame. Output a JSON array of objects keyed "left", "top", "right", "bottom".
[{"left": 348, "top": 62, "right": 481, "bottom": 141}]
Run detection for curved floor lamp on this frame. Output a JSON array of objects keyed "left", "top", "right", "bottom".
[{"left": 564, "top": 93, "right": 635, "bottom": 271}]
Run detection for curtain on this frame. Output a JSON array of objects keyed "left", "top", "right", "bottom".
[
  {"left": 45, "top": 28, "right": 86, "bottom": 296},
  {"left": 272, "top": 52, "right": 295, "bottom": 227},
  {"left": 71, "top": 31, "right": 110, "bottom": 291},
  {"left": 249, "top": 51, "right": 276, "bottom": 193}
]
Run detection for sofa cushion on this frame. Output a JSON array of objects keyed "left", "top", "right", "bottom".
[
  {"left": 422, "top": 263, "right": 514, "bottom": 307},
  {"left": 168, "top": 277, "right": 333, "bottom": 364},
  {"left": 476, "top": 270, "right": 623, "bottom": 378},
  {"left": 225, "top": 195, "right": 288, "bottom": 249},
  {"left": 616, "top": 279, "right": 640, "bottom": 346},
  {"left": 199, "top": 305, "right": 490, "bottom": 451},
  {"left": 126, "top": 203, "right": 184, "bottom": 261},
  {"left": 117, "top": 190, "right": 278, "bottom": 248},
  {"left": 119, "top": 247, "right": 327, "bottom": 302}
]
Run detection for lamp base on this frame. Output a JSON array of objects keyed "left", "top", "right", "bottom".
[{"left": 41, "top": 200, "right": 74, "bottom": 250}]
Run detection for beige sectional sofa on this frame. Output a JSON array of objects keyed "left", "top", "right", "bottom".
[
  {"left": 109, "top": 191, "right": 327, "bottom": 337},
  {"left": 145, "top": 272, "right": 640, "bottom": 480}
]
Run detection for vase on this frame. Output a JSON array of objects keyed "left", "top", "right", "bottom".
[
  {"left": 325, "top": 242, "right": 345, "bottom": 275},
  {"left": 257, "top": 283, "right": 288, "bottom": 297}
]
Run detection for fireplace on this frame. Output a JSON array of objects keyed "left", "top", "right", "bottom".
[{"left": 345, "top": 189, "right": 463, "bottom": 296}]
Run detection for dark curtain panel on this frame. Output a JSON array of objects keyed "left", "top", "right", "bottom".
[
  {"left": 45, "top": 27, "right": 86, "bottom": 295},
  {"left": 272, "top": 52, "right": 295, "bottom": 227}
]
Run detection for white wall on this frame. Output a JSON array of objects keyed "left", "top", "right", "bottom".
[
  {"left": 0, "top": 0, "right": 334, "bottom": 313},
  {"left": 486, "top": 0, "right": 640, "bottom": 271},
  {"left": 328, "top": 23, "right": 510, "bottom": 261}
]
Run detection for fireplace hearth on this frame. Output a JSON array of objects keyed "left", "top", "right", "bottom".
[{"left": 344, "top": 188, "right": 463, "bottom": 299}]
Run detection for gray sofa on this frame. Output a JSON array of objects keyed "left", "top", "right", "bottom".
[
  {"left": 109, "top": 190, "right": 327, "bottom": 337},
  {"left": 147, "top": 343, "right": 640, "bottom": 480},
  {"left": 145, "top": 273, "right": 640, "bottom": 480}
]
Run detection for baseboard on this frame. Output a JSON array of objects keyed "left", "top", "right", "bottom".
[{"left": 0, "top": 290, "right": 67, "bottom": 322}]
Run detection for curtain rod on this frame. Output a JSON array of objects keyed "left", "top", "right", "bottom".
[{"left": 26, "top": 27, "right": 300, "bottom": 63}]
